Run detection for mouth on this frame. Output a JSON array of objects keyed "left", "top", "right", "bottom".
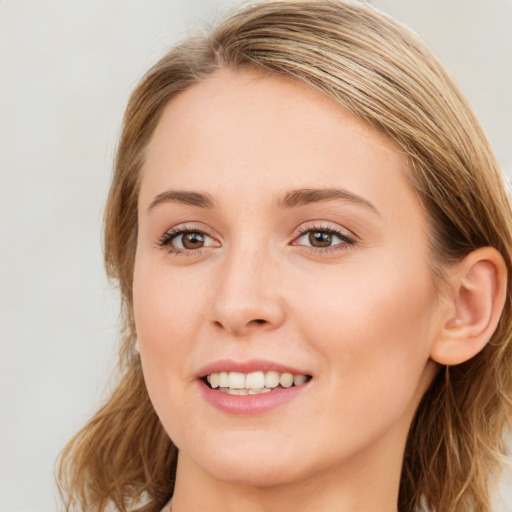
[{"left": 202, "top": 370, "right": 313, "bottom": 395}]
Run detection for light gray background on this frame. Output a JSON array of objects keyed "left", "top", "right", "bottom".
[{"left": 1, "top": 1, "right": 511, "bottom": 511}]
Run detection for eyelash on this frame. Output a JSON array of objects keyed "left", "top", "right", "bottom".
[
  {"left": 157, "top": 224, "right": 356, "bottom": 255},
  {"left": 157, "top": 226, "right": 215, "bottom": 255},
  {"left": 293, "top": 224, "right": 356, "bottom": 253}
]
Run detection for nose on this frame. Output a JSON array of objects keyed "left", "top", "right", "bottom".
[{"left": 209, "top": 245, "right": 286, "bottom": 337}]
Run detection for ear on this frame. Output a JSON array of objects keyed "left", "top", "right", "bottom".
[{"left": 431, "top": 247, "right": 507, "bottom": 365}]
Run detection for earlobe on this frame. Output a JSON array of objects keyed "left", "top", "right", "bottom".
[{"left": 430, "top": 247, "right": 507, "bottom": 366}]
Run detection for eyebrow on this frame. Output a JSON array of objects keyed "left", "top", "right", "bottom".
[
  {"left": 277, "top": 188, "right": 379, "bottom": 214},
  {"left": 147, "top": 187, "right": 378, "bottom": 214},
  {"left": 148, "top": 190, "right": 214, "bottom": 210}
]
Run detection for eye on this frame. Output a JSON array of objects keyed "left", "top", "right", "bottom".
[
  {"left": 158, "top": 228, "right": 220, "bottom": 253},
  {"left": 293, "top": 226, "right": 354, "bottom": 250},
  {"left": 174, "top": 231, "right": 207, "bottom": 249},
  {"left": 306, "top": 231, "right": 336, "bottom": 248}
]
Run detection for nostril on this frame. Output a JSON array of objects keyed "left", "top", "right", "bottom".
[{"left": 253, "top": 319, "right": 266, "bottom": 324}]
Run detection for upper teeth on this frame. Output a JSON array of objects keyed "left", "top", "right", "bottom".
[{"left": 207, "top": 371, "right": 308, "bottom": 390}]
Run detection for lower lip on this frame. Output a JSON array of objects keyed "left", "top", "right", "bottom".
[{"left": 199, "top": 380, "right": 310, "bottom": 415}]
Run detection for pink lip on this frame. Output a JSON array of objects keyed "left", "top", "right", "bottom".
[
  {"left": 198, "top": 380, "right": 310, "bottom": 415},
  {"left": 196, "top": 359, "right": 309, "bottom": 378},
  {"left": 196, "top": 359, "right": 312, "bottom": 415}
]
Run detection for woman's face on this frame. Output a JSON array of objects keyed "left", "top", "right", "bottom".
[{"left": 134, "top": 69, "right": 442, "bottom": 488}]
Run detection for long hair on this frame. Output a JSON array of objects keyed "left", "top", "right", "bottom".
[{"left": 57, "top": 1, "right": 512, "bottom": 511}]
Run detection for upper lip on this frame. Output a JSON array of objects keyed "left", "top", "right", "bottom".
[{"left": 196, "top": 359, "right": 311, "bottom": 378}]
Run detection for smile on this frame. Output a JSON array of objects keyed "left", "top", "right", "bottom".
[{"left": 205, "top": 371, "right": 311, "bottom": 395}]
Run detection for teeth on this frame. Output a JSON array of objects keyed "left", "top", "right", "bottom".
[
  {"left": 219, "top": 372, "right": 229, "bottom": 388},
  {"left": 228, "top": 372, "right": 245, "bottom": 389},
  {"left": 293, "top": 374, "right": 307, "bottom": 386},
  {"left": 227, "top": 388, "right": 248, "bottom": 395},
  {"left": 209, "top": 373, "right": 219, "bottom": 389},
  {"left": 246, "top": 371, "right": 265, "bottom": 390},
  {"left": 279, "top": 373, "right": 294, "bottom": 388},
  {"left": 264, "top": 371, "right": 280, "bottom": 388},
  {"left": 248, "top": 388, "right": 272, "bottom": 394},
  {"left": 205, "top": 370, "right": 309, "bottom": 394}
]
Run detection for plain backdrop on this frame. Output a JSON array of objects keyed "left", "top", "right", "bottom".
[{"left": 1, "top": 1, "right": 511, "bottom": 511}]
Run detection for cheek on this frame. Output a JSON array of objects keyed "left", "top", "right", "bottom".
[
  {"left": 133, "top": 261, "right": 205, "bottom": 356},
  {"left": 132, "top": 260, "right": 203, "bottom": 421},
  {"left": 133, "top": 273, "right": 199, "bottom": 451},
  {"left": 294, "top": 257, "right": 437, "bottom": 408},
  {"left": 132, "top": 256, "right": 225, "bottom": 426}
]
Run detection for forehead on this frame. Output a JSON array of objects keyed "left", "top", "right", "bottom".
[{"left": 139, "top": 68, "right": 419, "bottom": 221}]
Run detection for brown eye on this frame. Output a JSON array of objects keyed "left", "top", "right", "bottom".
[
  {"left": 308, "top": 231, "right": 333, "bottom": 247},
  {"left": 293, "top": 226, "right": 354, "bottom": 252},
  {"left": 159, "top": 228, "right": 221, "bottom": 253},
  {"left": 180, "top": 232, "right": 205, "bottom": 249}
]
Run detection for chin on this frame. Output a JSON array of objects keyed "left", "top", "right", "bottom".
[
  {"left": 204, "top": 457, "right": 305, "bottom": 488},
  {"left": 180, "top": 434, "right": 313, "bottom": 488}
]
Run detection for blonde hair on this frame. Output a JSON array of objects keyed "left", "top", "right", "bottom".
[{"left": 57, "top": 1, "right": 512, "bottom": 511}]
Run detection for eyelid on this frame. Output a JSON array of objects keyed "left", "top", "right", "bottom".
[
  {"left": 156, "top": 221, "right": 356, "bottom": 255},
  {"left": 157, "top": 223, "right": 221, "bottom": 252},
  {"left": 295, "top": 221, "right": 356, "bottom": 239},
  {"left": 291, "top": 222, "right": 357, "bottom": 250}
]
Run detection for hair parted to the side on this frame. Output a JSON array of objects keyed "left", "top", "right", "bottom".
[{"left": 57, "top": 1, "right": 512, "bottom": 511}]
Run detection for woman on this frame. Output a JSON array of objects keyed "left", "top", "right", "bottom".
[{"left": 57, "top": 1, "right": 512, "bottom": 511}]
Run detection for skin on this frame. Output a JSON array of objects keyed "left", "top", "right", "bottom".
[{"left": 133, "top": 69, "right": 447, "bottom": 512}]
